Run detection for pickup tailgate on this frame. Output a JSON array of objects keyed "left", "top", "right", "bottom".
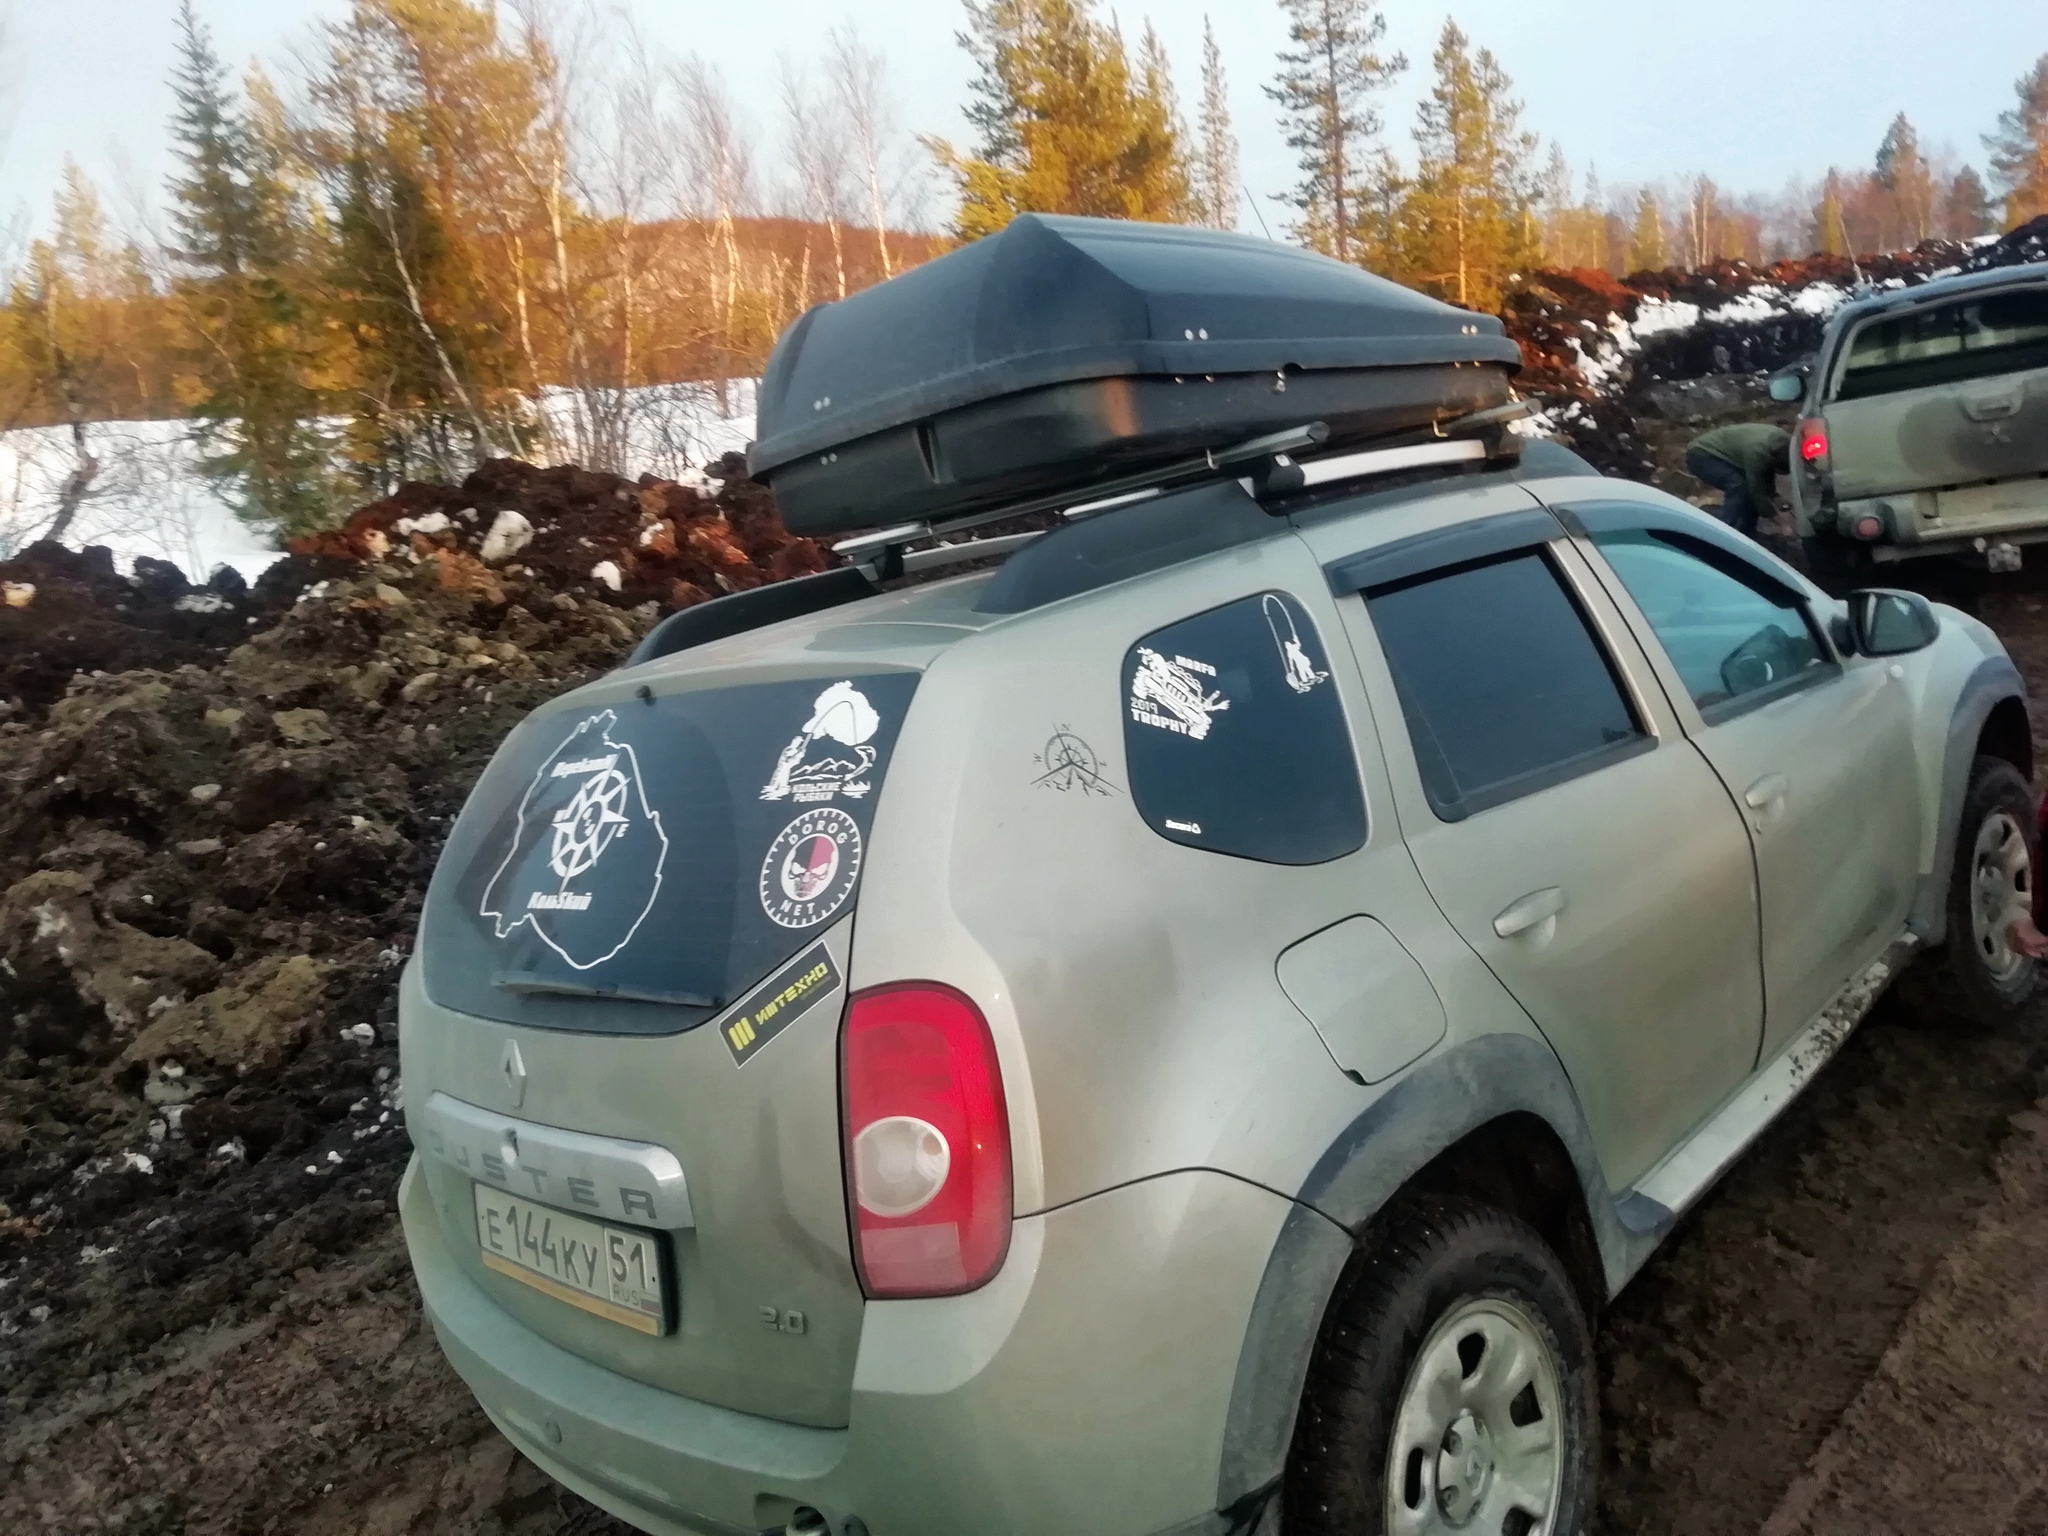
[{"left": 1827, "top": 283, "right": 2048, "bottom": 502}]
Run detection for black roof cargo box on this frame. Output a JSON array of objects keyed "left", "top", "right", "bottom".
[{"left": 748, "top": 214, "right": 1523, "bottom": 536}]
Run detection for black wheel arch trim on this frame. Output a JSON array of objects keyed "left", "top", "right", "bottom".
[
  {"left": 1912, "top": 653, "right": 2030, "bottom": 945},
  {"left": 1215, "top": 1031, "right": 1664, "bottom": 1514}
]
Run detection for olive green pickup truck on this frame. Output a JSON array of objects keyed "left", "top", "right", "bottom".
[{"left": 1773, "top": 263, "right": 2048, "bottom": 576}]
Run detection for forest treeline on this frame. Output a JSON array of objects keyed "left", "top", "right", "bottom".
[{"left": 4, "top": 0, "right": 2047, "bottom": 540}]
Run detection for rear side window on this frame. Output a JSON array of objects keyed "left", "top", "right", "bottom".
[
  {"left": 421, "top": 673, "right": 918, "bottom": 1035},
  {"left": 1592, "top": 530, "right": 1826, "bottom": 715},
  {"left": 1120, "top": 590, "right": 1364, "bottom": 864},
  {"left": 1366, "top": 550, "right": 1646, "bottom": 820},
  {"left": 1836, "top": 287, "right": 2048, "bottom": 400}
]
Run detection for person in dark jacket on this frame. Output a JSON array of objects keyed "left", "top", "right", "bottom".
[{"left": 1686, "top": 423, "right": 1793, "bottom": 538}]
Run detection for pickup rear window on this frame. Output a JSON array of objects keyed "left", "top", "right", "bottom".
[
  {"left": 420, "top": 672, "right": 918, "bottom": 1035},
  {"left": 1835, "top": 287, "right": 2048, "bottom": 401}
]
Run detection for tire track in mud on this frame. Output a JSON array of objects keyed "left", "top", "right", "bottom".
[{"left": 1594, "top": 994, "right": 2048, "bottom": 1536}]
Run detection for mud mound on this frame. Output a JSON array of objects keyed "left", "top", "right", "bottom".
[
  {"left": 0, "top": 456, "right": 831, "bottom": 1524},
  {"left": 291, "top": 453, "right": 836, "bottom": 612},
  {"left": 0, "top": 542, "right": 279, "bottom": 726}
]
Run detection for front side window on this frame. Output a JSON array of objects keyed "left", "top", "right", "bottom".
[
  {"left": 1836, "top": 287, "right": 2048, "bottom": 400},
  {"left": 1591, "top": 530, "right": 1826, "bottom": 715},
  {"left": 1365, "top": 549, "right": 1646, "bottom": 819},
  {"left": 1120, "top": 590, "right": 1364, "bottom": 864}
]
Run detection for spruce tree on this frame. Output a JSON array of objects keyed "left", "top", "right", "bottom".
[
  {"left": 168, "top": 0, "right": 335, "bottom": 536},
  {"left": 1984, "top": 55, "right": 2048, "bottom": 226},
  {"left": 1627, "top": 189, "right": 1665, "bottom": 273},
  {"left": 929, "top": 0, "right": 1191, "bottom": 238},
  {"left": 1875, "top": 113, "right": 1934, "bottom": 245},
  {"left": 1943, "top": 166, "right": 1996, "bottom": 239},
  {"left": 1194, "top": 17, "right": 1239, "bottom": 229},
  {"left": 1402, "top": 21, "right": 1536, "bottom": 309},
  {"left": 1264, "top": 0, "right": 1403, "bottom": 265}
]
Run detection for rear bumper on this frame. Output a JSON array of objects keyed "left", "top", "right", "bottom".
[{"left": 401, "top": 1155, "right": 1294, "bottom": 1536}]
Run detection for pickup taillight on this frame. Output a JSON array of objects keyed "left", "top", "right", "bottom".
[
  {"left": 1798, "top": 419, "right": 1830, "bottom": 468},
  {"left": 841, "top": 982, "right": 1011, "bottom": 1298}
]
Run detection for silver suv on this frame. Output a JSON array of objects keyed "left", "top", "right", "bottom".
[
  {"left": 401, "top": 218, "right": 2036, "bottom": 1536},
  {"left": 399, "top": 449, "right": 2032, "bottom": 1536}
]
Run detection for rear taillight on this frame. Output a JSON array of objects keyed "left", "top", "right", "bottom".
[
  {"left": 841, "top": 982, "right": 1011, "bottom": 1298},
  {"left": 1798, "top": 419, "right": 1830, "bottom": 467}
]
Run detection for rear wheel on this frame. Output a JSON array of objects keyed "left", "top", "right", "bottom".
[
  {"left": 1901, "top": 754, "right": 2040, "bottom": 1029},
  {"left": 1287, "top": 1197, "right": 1597, "bottom": 1536}
]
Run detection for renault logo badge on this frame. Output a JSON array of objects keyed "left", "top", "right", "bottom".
[{"left": 500, "top": 1039, "right": 528, "bottom": 1108}]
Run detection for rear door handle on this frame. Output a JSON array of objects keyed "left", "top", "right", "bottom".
[
  {"left": 1744, "top": 772, "right": 1789, "bottom": 811},
  {"left": 1494, "top": 887, "right": 1567, "bottom": 938}
]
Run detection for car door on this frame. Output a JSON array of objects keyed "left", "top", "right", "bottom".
[
  {"left": 1567, "top": 501, "right": 1923, "bottom": 1058},
  {"left": 1328, "top": 509, "right": 1765, "bottom": 1190}
]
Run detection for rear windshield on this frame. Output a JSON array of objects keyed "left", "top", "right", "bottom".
[
  {"left": 420, "top": 672, "right": 919, "bottom": 1035},
  {"left": 1835, "top": 287, "right": 2048, "bottom": 401}
]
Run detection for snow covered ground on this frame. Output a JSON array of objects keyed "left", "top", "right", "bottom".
[{"left": 0, "top": 380, "right": 759, "bottom": 581}]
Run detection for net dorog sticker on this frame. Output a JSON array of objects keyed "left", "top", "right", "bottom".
[{"left": 758, "top": 807, "right": 863, "bottom": 930}]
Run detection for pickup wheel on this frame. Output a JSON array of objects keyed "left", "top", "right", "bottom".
[
  {"left": 1287, "top": 1196, "right": 1597, "bottom": 1536},
  {"left": 1902, "top": 754, "right": 2040, "bottom": 1029}
]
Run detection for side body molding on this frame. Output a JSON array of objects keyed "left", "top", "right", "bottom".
[
  {"left": 1215, "top": 1033, "right": 1663, "bottom": 1518},
  {"left": 1910, "top": 653, "right": 2029, "bottom": 944}
]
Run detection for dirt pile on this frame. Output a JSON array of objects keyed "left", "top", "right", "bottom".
[
  {"left": 0, "top": 458, "right": 829, "bottom": 1530},
  {"left": 291, "top": 452, "right": 834, "bottom": 613}
]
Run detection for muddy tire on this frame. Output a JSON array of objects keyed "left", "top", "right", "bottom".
[
  {"left": 1286, "top": 1196, "right": 1598, "bottom": 1536},
  {"left": 1900, "top": 754, "right": 2040, "bottom": 1029}
]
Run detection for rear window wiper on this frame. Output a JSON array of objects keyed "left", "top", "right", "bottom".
[{"left": 491, "top": 971, "right": 725, "bottom": 1009}]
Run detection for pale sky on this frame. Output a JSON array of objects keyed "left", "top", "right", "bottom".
[{"left": 3, "top": 0, "right": 2044, "bottom": 244}]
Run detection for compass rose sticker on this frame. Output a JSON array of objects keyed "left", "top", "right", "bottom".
[{"left": 480, "top": 709, "right": 669, "bottom": 969}]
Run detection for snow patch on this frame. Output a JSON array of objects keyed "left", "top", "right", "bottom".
[{"left": 479, "top": 510, "right": 535, "bottom": 564}]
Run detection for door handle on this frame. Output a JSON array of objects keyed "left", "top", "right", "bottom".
[
  {"left": 1744, "top": 773, "right": 1789, "bottom": 811},
  {"left": 1494, "top": 887, "right": 1567, "bottom": 939}
]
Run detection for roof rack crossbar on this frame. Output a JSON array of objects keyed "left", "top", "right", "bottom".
[{"left": 826, "top": 399, "right": 1533, "bottom": 568}]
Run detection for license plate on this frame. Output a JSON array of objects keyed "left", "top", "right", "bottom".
[{"left": 472, "top": 1184, "right": 667, "bottom": 1335}]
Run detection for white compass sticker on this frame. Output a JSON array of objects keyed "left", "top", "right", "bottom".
[
  {"left": 759, "top": 808, "right": 864, "bottom": 929},
  {"left": 479, "top": 710, "right": 669, "bottom": 969}
]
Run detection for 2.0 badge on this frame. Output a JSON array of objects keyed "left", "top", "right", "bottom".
[{"left": 759, "top": 808, "right": 863, "bottom": 929}]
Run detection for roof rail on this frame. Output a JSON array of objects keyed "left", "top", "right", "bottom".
[{"left": 830, "top": 400, "right": 1533, "bottom": 576}]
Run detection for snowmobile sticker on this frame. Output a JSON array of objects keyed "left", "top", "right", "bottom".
[
  {"left": 761, "top": 681, "right": 882, "bottom": 803},
  {"left": 1263, "top": 594, "right": 1329, "bottom": 694},
  {"left": 759, "top": 808, "right": 863, "bottom": 929},
  {"left": 479, "top": 710, "right": 669, "bottom": 970},
  {"left": 1129, "top": 648, "right": 1230, "bottom": 740}
]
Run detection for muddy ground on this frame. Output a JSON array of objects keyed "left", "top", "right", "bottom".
[{"left": 12, "top": 266, "right": 2048, "bottom": 1532}]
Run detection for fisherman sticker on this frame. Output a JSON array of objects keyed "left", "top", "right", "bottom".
[
  {"left": 1264, "top": 593, "right": 1329, "bottom": 694},
  {"left": 479, "top": 710, "right": 669, "bottom": 969},
  {"left": 759, "top": 808, "right": 863, "bottom": 929},
  {"left": 1129, "top": 647, "right": 1230, "bottom": 740},
  {"left": 761, "top": 681, "right": 882, "bottom": 803}
]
